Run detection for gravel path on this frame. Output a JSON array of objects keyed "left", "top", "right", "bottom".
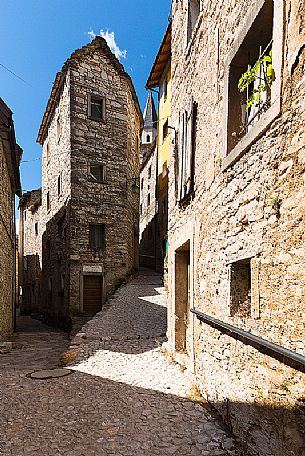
[{"left": 0, "top": 270, "right": 238, "bottom": 456}]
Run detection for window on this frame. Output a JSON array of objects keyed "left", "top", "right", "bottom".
[
  {"left": 57, "top": 174, "right": 62, "bottom": 196},
  {"left": 89, "top": 224, "right": 105, "bottom": 250},
  {"left": 187, "top": 0, "right": 200, "bottom": 44},
  {"left": 147, "top": 193, "right": 151, "bottom": 207},
  {"left": 146, "top": 134, "right": 151, "bottom": 143},
  {"left": 89, "top": 164, "right": 106, "bottom": 182},
  {"left": 140, "top": 178, "right": 144, "bottom": 190},
  {"left": 223, "top": 0, "right": 284, "bottom": 168},
  {"left": 46, "top": 191, "right": 50, "bottom": 211},
  {"left": 226, "top": 0, "right": 274, "bottom": 155},
  {"left": 164, "top": 78, "right": 168, "bottom": 101},
  {"left": 148, "top": 166, "right": 152, "bottom": 179},
  {"left": 24, "top": 210, "right": 27, "bottom": 221},
  {"left": 177, "top": 99, "right": 196, "bottom": 201},
  {"left": 88, "top": 95, "right": 106, "bottom": 121},
  {"left": 57, "top": 116, "right": 61, "bottom": 142},
  {"left": 140, "top": 204, "right": 143, "bottom": 215},
  {"left": 163, "top": 120, "right": 169, "bottom": 142},
  {"left": 35, "top": 222, "right": 38, "bottom": 236},
  {"left": 46, "top": 142, "right": 50, "bottom": 162},
  {"left": 229, "top": 259, "right": 252, "bottom": 317}
]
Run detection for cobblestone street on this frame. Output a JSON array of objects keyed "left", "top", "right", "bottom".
[{"left": 0, "top": 270, "right": 238, "bottom": 456}]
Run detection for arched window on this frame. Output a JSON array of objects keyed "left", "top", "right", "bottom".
[{"left": 146, "top": 134, "right": 150, "bottom": 142}]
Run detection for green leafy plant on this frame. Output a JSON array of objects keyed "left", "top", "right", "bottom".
[{"left": 238, "top": 49, "right": 275, "bottom": 111}]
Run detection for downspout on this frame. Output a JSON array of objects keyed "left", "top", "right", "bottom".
[{"left": 12, "top": 197, "right": 16, "bottom": 331}]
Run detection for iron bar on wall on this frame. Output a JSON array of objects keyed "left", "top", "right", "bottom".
[{"left": 191, "top": 309, "right": 305, "bottom": 374}]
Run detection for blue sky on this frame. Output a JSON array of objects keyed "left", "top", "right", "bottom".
[{"left": 0, "top": 0, "right": 171, "bottom": 193}]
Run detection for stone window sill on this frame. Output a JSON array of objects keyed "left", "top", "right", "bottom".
[{"left": 222, "top": 99, "right": 281, "bottom": 171}]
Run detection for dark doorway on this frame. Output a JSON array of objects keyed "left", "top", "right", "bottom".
[
  {"left": 83, "top": 275, "right": 103, "bottom": 316},
  {"left": 174, "top": 241, "right": 191, "bottom": 353}
]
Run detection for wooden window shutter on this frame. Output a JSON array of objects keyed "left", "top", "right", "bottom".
[{"left": 177, "top": 112, "right": 184, "bottom": 201}]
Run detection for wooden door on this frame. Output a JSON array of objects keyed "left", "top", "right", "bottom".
[{"left": 83, "top": 275, "right": 103, "bottom": 315}]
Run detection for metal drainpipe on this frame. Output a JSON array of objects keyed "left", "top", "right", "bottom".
[{"left": 12, "top": 196, "right": 16, "bottom": 332}]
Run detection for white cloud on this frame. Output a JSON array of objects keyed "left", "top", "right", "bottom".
[{"left": 88, "top": 29, "right": 127, "bottom": 61}]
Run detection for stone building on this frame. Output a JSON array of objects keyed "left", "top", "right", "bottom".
[
  {"left": 20, "top": 37, "right": 142, "bottom": 328},
  {"left": 139, "top": 92, "right": 158, "bottom": 269},
  {"left": 19, "top": 189, "right": 42, "bottom": 316},
  {"left": 0, "top": 98, "right": 22, "bottom": 341},
  {"left": 140, "top": 22, "right": 172, "bottom": 272},
  {"left": 166, "top": 1, "right": 305, "bottom": 454}
]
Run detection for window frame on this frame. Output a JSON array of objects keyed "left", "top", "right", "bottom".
[
  {"left": 177, "top": 98, "right": 196, "bottom": 204},
  {"left": 56, "top": 115, "right": 62, "bottom": 143},
  {"left": 88, "top": 94, "right": 106, "bottom": 122},
  {"left": 222, "top": 0, "right": 284, "bottom": 170},
  {"left": 89, "top": 163, "right": 106, "bottom": 183},
  {"left": 89, "top": 223, "right": 106, "bottom": 250}
]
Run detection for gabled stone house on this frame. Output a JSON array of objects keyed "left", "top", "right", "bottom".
[
  {"left": 167, "top": 0, "right": 305, "bottom": 454},
  {"left": 139, "top": 92, "right": 158, "bottom": 269},
  {"left": 0, "top": 98, "right": 22, "bottom": 340},
  {"left": 20, "top": 37, "right": 142, "bottom": 328}
]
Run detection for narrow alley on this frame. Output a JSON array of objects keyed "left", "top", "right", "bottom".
[{"left": 0, "top": 270, "right": 237, "bottom": 456}]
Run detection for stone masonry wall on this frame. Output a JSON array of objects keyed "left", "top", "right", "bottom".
[
  {"left": 139, "top": 146, "right": 158, "bottom": 268},
  {"left": 20, "top": 190, "right": 43, "bottom": 315},
  {"left": 68, "top": 39, "right": 140, "bottom": 314},
  {"left": 40, "top": 71, "right": 72, "bottom": 327},
  {"left": 0, "top": 140, "right": 14, "bottom": 341},
  {"left": 168, "top": 1, "right": 305, "bottom": 455}
]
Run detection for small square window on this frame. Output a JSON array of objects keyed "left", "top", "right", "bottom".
[
  {"left": 88, "top": 95, "right": 105, "bottom": 121},
  {"left": 90, "top": 164, "right": 106, "bottom": 183},
  {"left": 230, "top": 259, "right": 252, "bottom": 317},
  {"left": 89, "top": 224, "right": 105, "bottom": 250}
]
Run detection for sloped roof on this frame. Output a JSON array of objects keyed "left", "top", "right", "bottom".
[
  {"left": 146, "top": 21, "right": 171, "bottom": 89},
  {"left": 143, "top": 92, "right": 157, "bottom": 130},
  {"left": 0, "top": 98, "right": 22, "bottom": 196},
  {"left": 37, "top": 37, "right": 143, "bottom": 144}
]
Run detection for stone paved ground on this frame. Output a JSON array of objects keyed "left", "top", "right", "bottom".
[{"left": 0, "top": 270, "right": 238, "bottom": 456}]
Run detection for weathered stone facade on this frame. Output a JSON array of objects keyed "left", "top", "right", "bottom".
[
  {"left": 139, "top": 140, "right": 158, "bottom": 269},
  {"left": 167, "top": 1, "right": 305, "bottom": 455},
  {"left": 21, "top": 37, "right": 142, "bottom": 329},
  {"left": 19, "top": 189, "right": 42, "bottom": 316},
  {"left": 0, "top": 99, "right": 22, "bottom": 341}
]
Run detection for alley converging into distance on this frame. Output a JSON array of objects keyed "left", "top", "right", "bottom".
[
  {"left": 0, "top": 270, "right": 237, "bottom": 456},
  {"left": 1, "top": 0, "right": 305, "bottom": 455}
]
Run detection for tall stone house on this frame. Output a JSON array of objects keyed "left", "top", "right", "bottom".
[
  {"left": 166, "top": 1, "right": 305, "bottom": 455},
  {"left": 139, "top": 92, "right": 158, "bottom": 269},
  {"left": 0, "top": 98, "right": 22, "bottom": 341},
  {"left": 140, "top": 22, "right": 172, "bottom": 272},
  {"left": 20, "top": 37, "right": 142, "bottom": 328},
  {"left": 19, "top": 189, "right": 42, "bottom": 316}
]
